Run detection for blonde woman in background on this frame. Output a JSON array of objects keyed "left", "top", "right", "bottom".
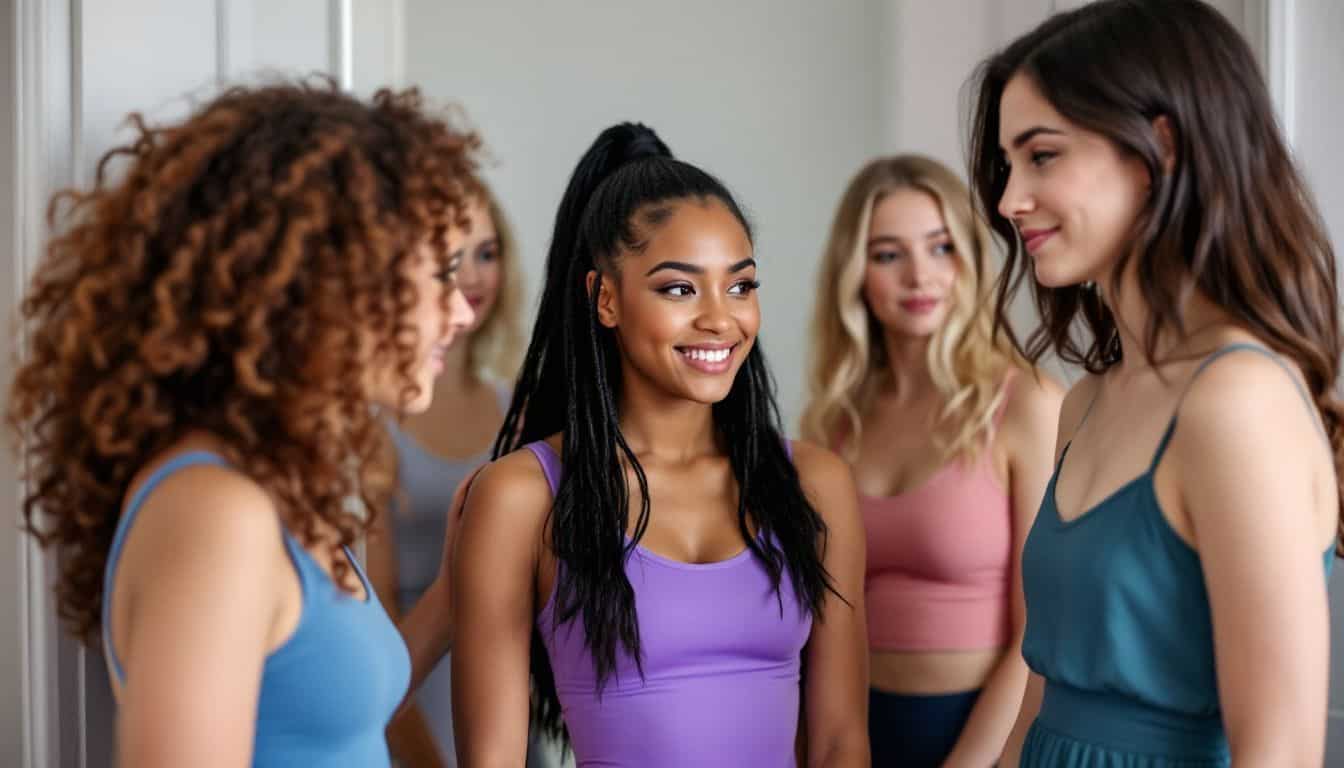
[
  {"left": 366, "top": 187, "right": 549, "bottom": 768},
  {"left": 802, "top": 155, "right": 1061, "bottom": 767}
]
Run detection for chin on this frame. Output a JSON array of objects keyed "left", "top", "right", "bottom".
[{"left": 677, "top": 378, "right": 737, "bottom": 406}]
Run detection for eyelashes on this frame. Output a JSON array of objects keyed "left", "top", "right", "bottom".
[{"left": 655, "top": 279, "right": 761, "bottom": 297}]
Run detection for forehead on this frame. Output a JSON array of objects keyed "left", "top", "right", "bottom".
[
  {"left": 637, "top": 199, "right": 752, "bottom": 260},
  {"left": 998, "top": 73, "right": 1063, "bottom": 145},
  {"left": 869, "top": 188, "right": 944, "bottom": 237},
  {"left": 447, "top": 196, "right": 496, "bottom": 248}
]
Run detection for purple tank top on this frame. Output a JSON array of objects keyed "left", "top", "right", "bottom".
[{"left": 526, "top": 441, "right": 812, "bottom": 767}]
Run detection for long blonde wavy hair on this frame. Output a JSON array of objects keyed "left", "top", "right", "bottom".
[
  {"left": 801, "top": 154, "right": 1020, "bottom": 463},
  {"left": 464, "top": 186, "right": 525, "bottom": 383}
]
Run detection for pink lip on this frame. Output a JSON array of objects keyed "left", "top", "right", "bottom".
[
  {"left": 465, "top": 296, "right": 484, "bottom": 308},
  {"left": 676, "top": 343, "right": 737, "bottom": 375},
  {"left": 899, "top": 298, "right": 940, "bottom": 315},
  {"left": 1021, "top": 227, "right": 1059, "bottom": 254}
]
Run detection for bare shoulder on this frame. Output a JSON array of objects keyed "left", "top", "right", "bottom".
[
  {"left": 1001, "top": 367, "right": 1066, "bottom": 440},
  {"left": 789, "top": 438, "right": 853, "bottom": 489},
  {"left": 787, "top": 438, "right": 858, "bottom": 528},
  {"left": 1175, "top": 348, "right": 1323, "bottom": 458},
  {"left": 461, "top": 441, "right": 555, "bottom": 534},
  {"left": 127, "top": 459, "right": 285, "bottom": 564},
  {"left": 118, "top": 456, "right": 289, "bottom": 625}
]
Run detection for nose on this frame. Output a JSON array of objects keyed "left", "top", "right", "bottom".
[
  {"left": 693, "top": 293, "right": 733, "bottom": 335},
  {"left": 997, "top": 164, "right": 1034, "bottom": 223},
  {"left": 904, "top": 250, "right": 931, "bottom": 288},
  {"left": 444, "top": 285, "right": 475, "bottom": 337}
]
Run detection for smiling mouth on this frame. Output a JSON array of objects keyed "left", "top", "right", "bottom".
[
  {"left": 676, "top": 343, "right": 738, "bottom": 373},
  {"left": 1021, "top": 227, "right": 1059, "bottom": 254},
  {"left": 899, "top": 298, "right": 940, "bottom": 314}
]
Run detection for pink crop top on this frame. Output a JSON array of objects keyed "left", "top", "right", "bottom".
[{"left": 857, "top": 392, "right": 1014, "bottom": 652}]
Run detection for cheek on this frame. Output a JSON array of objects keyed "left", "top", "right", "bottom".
[
  {"left": 862, "top": 266, "right": 898, "bottom": 305},
  {"left": 735, "top": 298, "right": 762, "bottom": 337},
  {"left": 934, "top": 259, "right": 960, "bottom": 288},
  {"left": 478, "top": 263, "right": 503, "bottom": 302},
  {"left": 613, "top": 290, "right": 679, "bottom": 345}
]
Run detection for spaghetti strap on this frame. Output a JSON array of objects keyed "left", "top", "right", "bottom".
[
  {"left": 1057, "top": 379, "right": 1103, "bottom": 465},
  {"left": 1151, "top": 342, "right": 1322, "bottom": 470}
]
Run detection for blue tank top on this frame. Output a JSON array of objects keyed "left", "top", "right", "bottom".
[
  {"left": 102, "top": 450, "right": 410, "bottom": 767},
  {"left": 1020, "top": 343, "right": 1334, "bottom": 761}
]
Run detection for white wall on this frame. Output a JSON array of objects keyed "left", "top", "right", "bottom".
[
  {"left": 1, "top": 5, "right": 24, "bottom": 765},
  {"left": 1291, "top": 1, "right": 1344, "bottom": 756},
  {"left": 405, "top": 0, "right": 884, "bottom": 433}
]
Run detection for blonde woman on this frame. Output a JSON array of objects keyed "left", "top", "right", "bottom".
[
  {"left": 365, "top": 187, "right": 543, "bottom": 768},
  {"left": 802, "top": 155, "right": 1061, "bottom": 767}
]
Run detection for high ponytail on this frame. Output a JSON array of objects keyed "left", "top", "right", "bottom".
[{"left": 496, "top": 123, "right": 837, "bottom": 744}]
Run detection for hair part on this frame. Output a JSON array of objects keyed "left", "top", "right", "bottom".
[{"left": 967, "top": 0, "right": 1343, "bottom": 548}]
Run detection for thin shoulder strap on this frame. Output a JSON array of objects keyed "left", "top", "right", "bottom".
[
  {"left": 103, "top": 450, "right": 230, "bottom": 683},
  {"left": 1057, "top": 378, "right": 1103, "bottom": 465},
  {"left": 1150, "top": 342, "right": 1321, "bottom": 469}
]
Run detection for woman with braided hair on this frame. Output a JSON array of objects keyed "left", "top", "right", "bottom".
[{"left": 450, "top": 123, "right": 870, "bottom": 767}]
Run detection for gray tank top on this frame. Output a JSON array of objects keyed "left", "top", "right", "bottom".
[
  {"left": 383, "top": 385, "right": 553, "bottom": 767},
  {"left": 385, "top": 384, "right": 511, "bottom": 612}
]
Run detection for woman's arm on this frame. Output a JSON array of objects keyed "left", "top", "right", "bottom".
[
  {"left": 451, "top": 453, "right": 552, "bottom": 767},
  {"left": 942, "top": 374, "right": 1063, "bottom": 767},
  {"left": 1176, "top": 354, "right": 1332, "bottom": 766},
  {"left": 399, "top": 468, "right": 476, "bottom": 695},
  {"left": 792, "top": 440, "right": 870, "bottom": 768},
  {"left": 114, "top": 465, "right": 288, "bottom": 767},
  {"left": 998, "top": 372, "right": 1096, "bottom": 767},
  {"left": 997, "top": 673, "right": 1045, "bottom": 768}
]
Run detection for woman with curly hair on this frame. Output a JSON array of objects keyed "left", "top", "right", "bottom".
[
  {"left": 6, "top": 81, "right": 479, "bottom": 767},
  {"left": 801, "top": 154, "right": 1062, "bottom": 767}
]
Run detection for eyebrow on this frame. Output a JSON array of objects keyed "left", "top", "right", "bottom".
[
  {"left": 1005, "top": 126, "right": 1066, "bottom": 150},
  {"left": 868, "top": 228, "right": 948, "bottom": 247},
  {"left": 644, "top": 258, "right": 757, "bottom": 276}
]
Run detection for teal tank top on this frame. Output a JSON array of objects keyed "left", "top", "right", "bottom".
[
  {"left": 101, "top": 451, "right": 410, "bottom": 767},
  {"left": 1020, "top": 344, "right": 1335, "bottom": 765}
]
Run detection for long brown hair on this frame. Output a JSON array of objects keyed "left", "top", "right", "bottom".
[
  {"left": 967, "top": 0, "right": 1343, "bottom": 548},
  {"left": 6, "top": 79, "right": 480, "bottom": 641}
]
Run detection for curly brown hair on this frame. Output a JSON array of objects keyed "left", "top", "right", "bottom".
[{"left": 6, "top": 78, "right": 481, "bottom": 642}]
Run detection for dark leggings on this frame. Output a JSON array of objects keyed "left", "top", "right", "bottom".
[{"left": 868, "top": 687, "right": 981, "bottom": 768}]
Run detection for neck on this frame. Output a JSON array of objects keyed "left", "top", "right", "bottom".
[
  {"left": 880, "top": 331, "right": 936, "bottom": 402},
  {"left": 615, "top": 369, "right": 721, "bottom": 462},
  {"left": 1098, "top": 269, "right": 1233, "bottom": 376}
]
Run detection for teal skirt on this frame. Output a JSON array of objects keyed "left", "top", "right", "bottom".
[{"left": 1021, "top": 684, "right": 1229, "bottom": 767}]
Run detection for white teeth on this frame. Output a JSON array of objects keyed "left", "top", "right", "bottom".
[{"left": 684, "top": 347, "right": 730, "bottom": 363}]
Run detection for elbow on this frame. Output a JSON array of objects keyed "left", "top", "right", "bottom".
[{"left": 807, "top": 729, "right": 870, "bottom": 768}]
